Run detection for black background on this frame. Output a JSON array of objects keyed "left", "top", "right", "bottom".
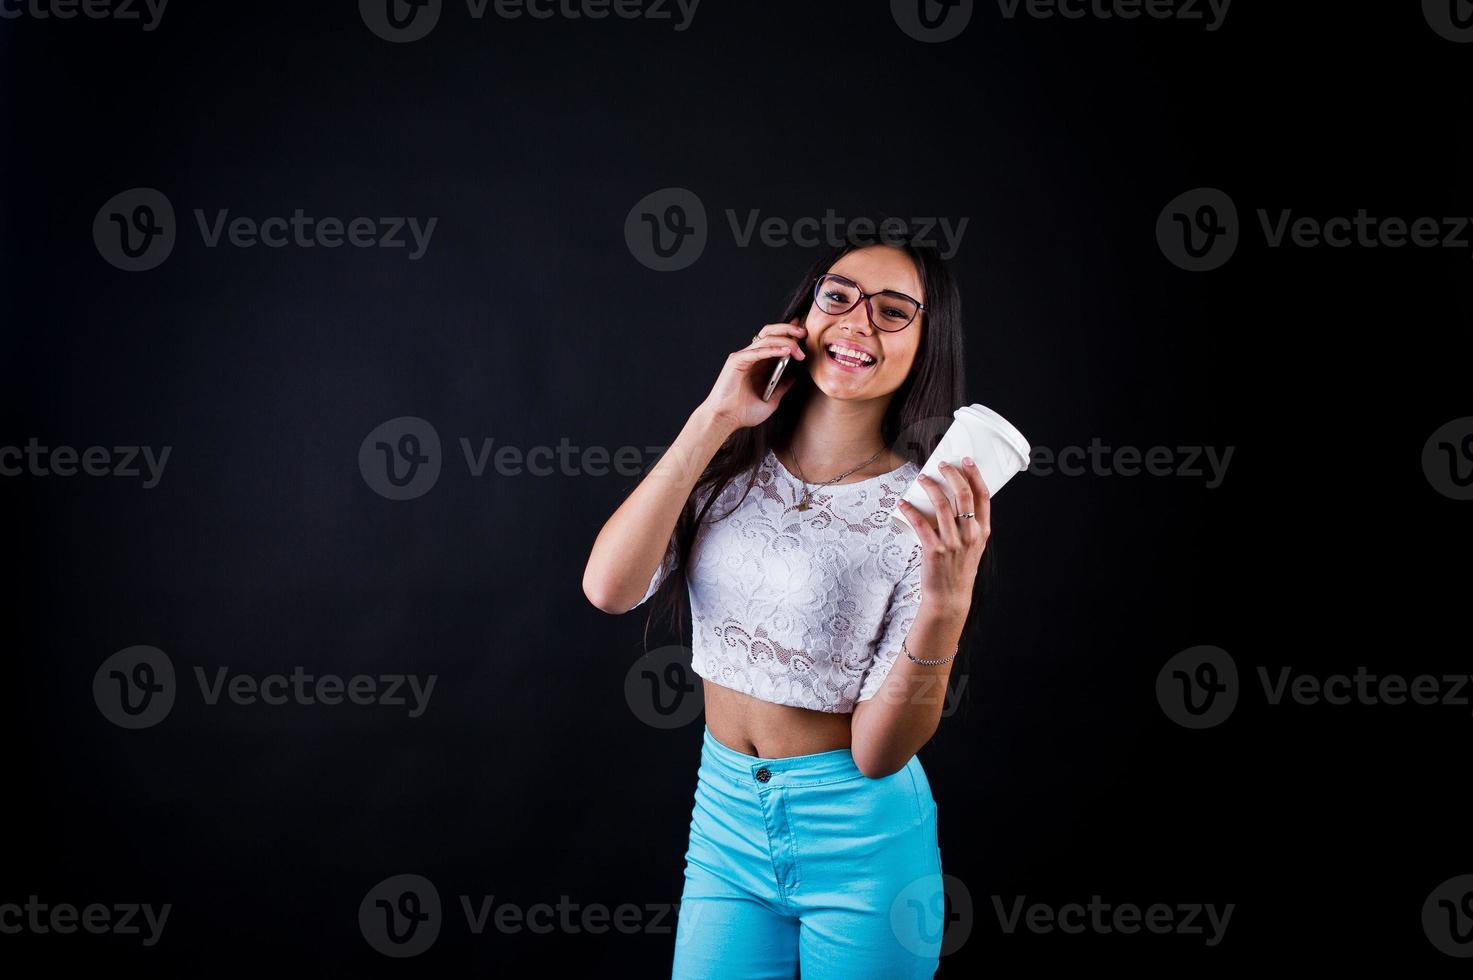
[{"left": 3, "top": 1, "right": 1470, "bottom": 974}]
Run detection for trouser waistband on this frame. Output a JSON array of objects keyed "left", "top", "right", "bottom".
[{"left": 700, "top": 724, "right": 866, "bottom": 786}]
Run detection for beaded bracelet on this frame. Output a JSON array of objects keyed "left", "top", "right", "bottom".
[{"left": 903, "top": 636, "right": 958, "bottom": 666}]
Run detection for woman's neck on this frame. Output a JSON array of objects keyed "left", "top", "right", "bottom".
[{"left": 785, "top": 390, "right": 898, "bottom": 479}]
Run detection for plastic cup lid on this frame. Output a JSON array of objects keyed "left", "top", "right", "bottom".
[{"left": 954, "top": 404, "right": 1030, "bottom": 459}]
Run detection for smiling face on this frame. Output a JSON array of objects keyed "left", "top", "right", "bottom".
[{"left": 801, "top": 245, "right": 924, "bottom": 402}]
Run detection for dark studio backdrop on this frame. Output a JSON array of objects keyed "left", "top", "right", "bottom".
[{"left": 2, "top": 1, "right": 1471, "bottom": 974}]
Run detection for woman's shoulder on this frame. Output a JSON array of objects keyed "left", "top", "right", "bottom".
[{"left": 697, "top": 457, "right": 778, "bottom": 516}]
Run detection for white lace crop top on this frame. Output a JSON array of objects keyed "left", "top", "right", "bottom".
[{"left": 632, "top": 447, "right": 924, "bottom": 713}]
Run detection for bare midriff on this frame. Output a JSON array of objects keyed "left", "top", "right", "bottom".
[{"left": 702, "top": 678, "right": 855, "bottom": 759}]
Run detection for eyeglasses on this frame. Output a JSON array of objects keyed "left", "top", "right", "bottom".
[{"left": 811, "top": 273, "right": 925, "bottom": 332}]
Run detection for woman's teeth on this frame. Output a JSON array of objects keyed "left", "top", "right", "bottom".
[{"left": 826, "top": 344, "right": 876, "bottom": 368}]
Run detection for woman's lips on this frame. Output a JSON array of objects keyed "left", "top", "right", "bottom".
[{"left": 825, "top": 344, "right": 877, "bottom": 373}]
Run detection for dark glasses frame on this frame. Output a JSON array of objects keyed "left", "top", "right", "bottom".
[{"left": 811, "top": 273, "right": 926, "bottom": 332}]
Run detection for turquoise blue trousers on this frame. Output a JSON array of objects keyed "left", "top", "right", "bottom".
[{"left": 672, "top": 725, "right": 944, "bottom": 978}]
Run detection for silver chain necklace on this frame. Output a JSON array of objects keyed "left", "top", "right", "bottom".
[{"left": 788, "top": 442, "right": 887, "bottom": 512}]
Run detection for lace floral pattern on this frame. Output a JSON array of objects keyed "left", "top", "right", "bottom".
[{"left": 634, "top": 448, "right": 923, "bottom": 713}]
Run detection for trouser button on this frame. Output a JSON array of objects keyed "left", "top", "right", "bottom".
[{"left": 754, "top": 767, "right": 771, "bottom": 783}]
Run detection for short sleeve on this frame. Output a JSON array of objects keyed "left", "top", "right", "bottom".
[
  {"left": 630, "top": 532, "right": 678, "bottom": 610},
  {"left": 628, "top": 480, "right": 718, "bottom": 611},
  {"left": 856, "top": 538, "right": 924, "bottom": 703}
]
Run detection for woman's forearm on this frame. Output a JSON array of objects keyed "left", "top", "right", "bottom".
[{"left": 850, "top": 604, "right": 968, "bottom": 777}]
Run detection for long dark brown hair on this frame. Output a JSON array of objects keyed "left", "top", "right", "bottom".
[{"left": 641, "top": 240, "right": 992, "bottom": 723}]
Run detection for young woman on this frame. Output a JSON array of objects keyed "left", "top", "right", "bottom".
[{"left": 583, "top": 240, "right": 992, "bottom": 978}]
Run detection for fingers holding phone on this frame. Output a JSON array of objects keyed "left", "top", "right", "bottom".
[
  {"left": 757, "top": 316, "right": 807, "bottom": 402},
  {"left": 759, "top": 316, "right": 807, "bottom": 400},
  {"left": 761, "top": 353, "right": 791, "bottom": 402},
  {"left": 699, "top": 319, "right": 806, "bottom": 432}
]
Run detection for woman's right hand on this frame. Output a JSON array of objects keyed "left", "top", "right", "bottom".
[{"left": 698, "top": 318, "right": 808, "bottom": 433}]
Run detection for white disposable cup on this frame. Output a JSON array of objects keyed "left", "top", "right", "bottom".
[{"left": 892, "top": 404, "right": 1031, "bottom": 539}]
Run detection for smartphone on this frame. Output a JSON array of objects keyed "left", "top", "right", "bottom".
[{"left": 761, "top": 354, "right": 791, "bottom": 402}]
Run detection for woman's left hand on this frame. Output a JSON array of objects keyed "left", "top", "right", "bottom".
[{"left": 897, "top": 456, "right": 991, "bottom": 618}]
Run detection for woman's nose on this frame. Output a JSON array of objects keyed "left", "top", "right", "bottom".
[{"left": 841, "top": 303, "right": 875, "bottom": 334}]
